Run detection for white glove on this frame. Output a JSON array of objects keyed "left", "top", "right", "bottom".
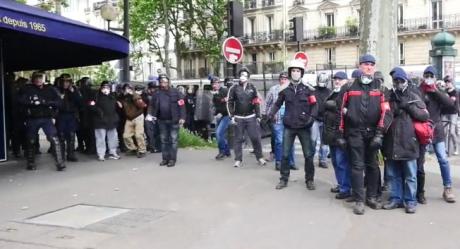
[
  {"left": 231, "top": 117, "right": 237, "bottom": 124},
  {"left": 145, "top": 114, "right": 154, "bottom": 122},
  {"left": 215, "top": 113, "right": 223, "bottom": 120}
]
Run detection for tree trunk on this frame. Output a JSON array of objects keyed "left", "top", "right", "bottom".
[
  {"left": 359, "top": 0, "right": 398, "bottom": 86},
  {"left": 162, "top": 0, "right": 171, "bottom": 77}
]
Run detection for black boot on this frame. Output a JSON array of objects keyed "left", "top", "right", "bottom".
[
  {"left": 66, "top": 133, "right": 78, "bottom": 162},
  {"left": 50, "top": 136, "right": 66, "bottom": 171},
  {"left": 26, "top": 139, "right": 36, "bottom": 170}
]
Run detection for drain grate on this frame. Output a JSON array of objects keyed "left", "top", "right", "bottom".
[{"left": 24, "top": 204, "right": 130, "bottom": 229}]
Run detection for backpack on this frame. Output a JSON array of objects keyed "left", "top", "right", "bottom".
[{"left": 413, "top": 119, "right": 434, "bottom": 145}]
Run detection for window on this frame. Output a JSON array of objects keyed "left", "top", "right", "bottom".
[
  {"left": 325, "top": 48, "right": 336, "bottom": 65},
  {"left": 397, "top": 4, "right": 404, "bottom": 25},
  {"left": 326, "top": 13, "right": 335, "bottom": 27},
  {"left": 249, "top": 18, "right": 256, "bottom": 37},
  {"left": 432, "top": 0, "right": 443, "bottom": 29},
  {"left": 251, "top": 54, "right": 257, "bottom": 64},
  {"left": 267, "top": 15, "right": 273, "bottom": 34},
  {"left": 269, "top": 52, "right": 275, "bottom": 61},
  {"left": 399, "top": 43, "right": 405, "bottom": 65}
]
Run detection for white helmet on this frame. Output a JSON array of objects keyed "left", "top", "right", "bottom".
[{"left": 288, "top": 60, "right": 305, "bottom": 79}]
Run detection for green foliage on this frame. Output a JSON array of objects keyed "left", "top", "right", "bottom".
[
  {"left": 318, "top": 26, "right": 336, "bottom": 38},
  {"left": 178, "top": 128, "right": 217, "bottom": 149},
  {"left": 345, "top": 17, "right": 358, "bottom": 35},
  {"left": 93, "top": 62, "right": 117, "bottom": 85},
  {"left": 15, "top": 0, "right": 27, "bottom": 4},
  {"left": 35, "top": 0, "right": 68, "bottom": 13}
]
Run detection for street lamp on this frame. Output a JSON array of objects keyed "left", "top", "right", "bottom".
[{"left": 101, "top": 0, "right": 130, "bottom": 83}]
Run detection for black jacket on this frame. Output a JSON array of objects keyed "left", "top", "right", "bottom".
[
  {"left": 383, "top": 89, "right": 429, "bottom": 161},
  {"left": 314, "top": 86, "right": 332, "bottom": 121},
  {"left": 91, "top": 92, "right": 119, "bottom": 130},
  {"left": 212, "top": 87, "right": 229, "bottom": 116},
  {"left": 418, "top": 84, "right": 456, "bottom": 143},
  {"left": 57, "top": 86, "right": 82, "bottom": 114},
  {"left": 18, "top": 84, "right": 62, "bottom": 119},
  {"left": 151, "top": 88, "right": 186, "bottom": 124},
  {"left": 227, "top": 83, "right": 261, "bottom": 118},
  {"left": 269, "top": 82, "right": 318, "bottom": 129},
  {"left": 322, "top": 91, "right": 341, "bottom": 146},
  {"left": 339, "top": 79, "right": 391, "bottom": 137}
]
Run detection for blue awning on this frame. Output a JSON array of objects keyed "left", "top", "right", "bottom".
[{"left": 0, "top": 1, "right": 129, "bottom": 72}]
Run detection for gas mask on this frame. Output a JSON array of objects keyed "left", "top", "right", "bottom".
[
  {"left": 239, "top": 74, "right": 248, "bottom": 84},
  {"left": 125, "top": 89, "right": 133, "bottom": 95},
  {"left": 424, "top": 77, "right": 435, "bottom": 85},
  {"left": 392, "top": 79, "right": 408, "bottom": 92},
  {"left": 360, "top": 75, "right": 373, "bottom": 85},
  {"left": 101, "top": 88, "right": 110, "bottom": 95},
  {"left": 291, "top": 71, "right": 302, "bottom": 81}
]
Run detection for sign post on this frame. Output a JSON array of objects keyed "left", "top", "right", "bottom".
[{"left": 222, "top": 37, "right": 244, "bottom": 78}]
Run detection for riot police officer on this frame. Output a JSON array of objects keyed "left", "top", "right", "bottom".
[
  {"left": 19, "top": 72, "right": 65, "bottom": 171},
  {"left": 56, "top": 74, "right": 81, "bottom": 162}
]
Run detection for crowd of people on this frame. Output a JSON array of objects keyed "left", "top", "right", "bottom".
[{"left": 4, "top": 53, "right": 459, "bottom": 215}]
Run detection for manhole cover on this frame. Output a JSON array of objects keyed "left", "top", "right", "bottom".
[{"left": 24, "top": 204, "right": 130, "bottom": 229}]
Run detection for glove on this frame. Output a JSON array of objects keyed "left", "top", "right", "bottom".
[
  {"left": 178, "top": 119, "right": 185, "bottom": 126},
  {"left": 231, "top": 117, "right": 237, "bottom": 124},
  {"left": 369, "top": 135, "right": 383, "bottom": 150},
  {"left": 215, "top": 113, "right": 223, "bottom": 120},
  {"left": 145, "top": 114, "right": 154, "bottom": 122},
  {"left": 336, "top": 136, "right": 347, "bottom": 150}
]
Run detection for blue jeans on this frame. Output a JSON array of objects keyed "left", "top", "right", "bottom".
[
  {"left": 273, "top": 123, "right": 295, "bottom": 166},
  {"left": 216, "top": 116, "right": 230, "bottom": 155},
  {"left": 433, "top": 142, "right": 452, "bottom": 187},
  {"left": 387, "top": 159, "right": 417, "bottom": 206},
  {"left": 311, "top": 120, "right": 329, "bottom": 163},
  {"left": 158, "top": 120, "right": 179, "bottom": 161},
  {"left": 330, "top": 146, "right": 351, "bottom": 193}
]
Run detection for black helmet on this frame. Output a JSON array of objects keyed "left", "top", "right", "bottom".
[
  {"left": 158, "top": 74, "right": 170, "bottom": 83},
  {"left": 238, "top": 68, "right": 250, "bottom": 78},
  {"left": 279, "top": 71, "right": 288, "bottom": 79},
  {"left": 135, "top": 85, "right": 145, "bottom": 91}
]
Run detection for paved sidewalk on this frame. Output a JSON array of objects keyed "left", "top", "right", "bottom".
[{"left": 0, "top": 148, "right": 458, "bottom": 249}]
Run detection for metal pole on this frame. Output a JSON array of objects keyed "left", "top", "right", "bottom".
[
  {"left": 122, "top": 0, "right": 130, "bottom": 82},
  {"left": 262, "top": 62, "right": 267, "bottom": 97},
  {"left": 297, "top": 41, "right": 300, "bottom": 52}
]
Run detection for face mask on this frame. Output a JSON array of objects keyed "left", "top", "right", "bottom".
[
  {"left": 135, "top": 90, "right": 142, "bottom": 95},
  {"left": 360, "top": 75, "right": 373, "bottom": 85},
  {"left": 101, "top": 88, "right": 110, "bottom": 95},
  {"left": 393, "top": 80, "right": 408, "bottom": 92},
  {"left": 424, "top": 78, "right": 435, "bottom": 85},
  {"left": 125, "top": 89, "right": 133, "bottom": 95},
  {"left": 291, "top": 71, "right": 301, "bottom": 81},
  {"left": 239, "top": 76, "right": 248, "bottom": 83}
]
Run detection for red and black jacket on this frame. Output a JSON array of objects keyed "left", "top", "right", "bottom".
[
  {"left": 339, "top": 79, "right": 391, "bottom": 136},
  {"left": 270, "top": 82, "right": 318, "bottom": 129}
]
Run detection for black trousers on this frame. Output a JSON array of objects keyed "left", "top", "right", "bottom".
[{"left": 347, "top": 130, "right": 380, "bottom": 202}]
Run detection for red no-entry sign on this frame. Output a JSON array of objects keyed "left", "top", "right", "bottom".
[
  {"left": 222, "top": 37, "right": 244, "bottom": 64},
  {"left": 294, "top": 52, "right": 309, "bottom": 68}
]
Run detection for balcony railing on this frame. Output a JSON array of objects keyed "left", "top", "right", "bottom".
[
  {"left": 398, "top": 14, "right": 460, "bottom": 32},
  {"left": 242, "top": 30, "right": 284, "bottom": 44},
  {"left": 244, "top": 0, "right": 257, "bottom": 9},
  {"left": 184, "top": 69, "right": 196, "bottom": 79},
  {"left": 293, "top": 0, "right": 304, "bottom": 6},
  {"left": 302, "top": 25, "right": 359, "bottom": 41},
  {"left": 261, "top": 0, "right": 275, "bottom": 8}
]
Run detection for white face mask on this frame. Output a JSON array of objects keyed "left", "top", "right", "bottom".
[
  {"left": 361, "top": 75, "right": 373, "bottom": 85},
  {"left": 291, "top": 71, "right": 301, "bottom": 81},
  {"left": 125, "top": 89, "right": 133, "bottom": 95},
  {"left": 101, "top": 88, "right": 110, "bottom": 95},
  {"left": 424, "top": 78, "right": 435, "bottom": 85},
  {"left": 239, "top": 76, "right": 248, "bottom": 83},
  {"left": 135, "top": 90, "right": 142, "bottom": 95}
]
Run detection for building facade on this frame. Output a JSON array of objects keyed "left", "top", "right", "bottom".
[{"left": 183, "top": 0, "right": 460, "bottom": 80}]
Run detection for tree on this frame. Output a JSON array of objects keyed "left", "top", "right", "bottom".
[
  {"left": 181, "top": 0, "right": 227, "bottom": 75},
  {"left": 35, "top": 0, "right": 68, "bottom": 14},
  {"left": 131, "top": 0, "right": 174, "bottom": 77}
]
